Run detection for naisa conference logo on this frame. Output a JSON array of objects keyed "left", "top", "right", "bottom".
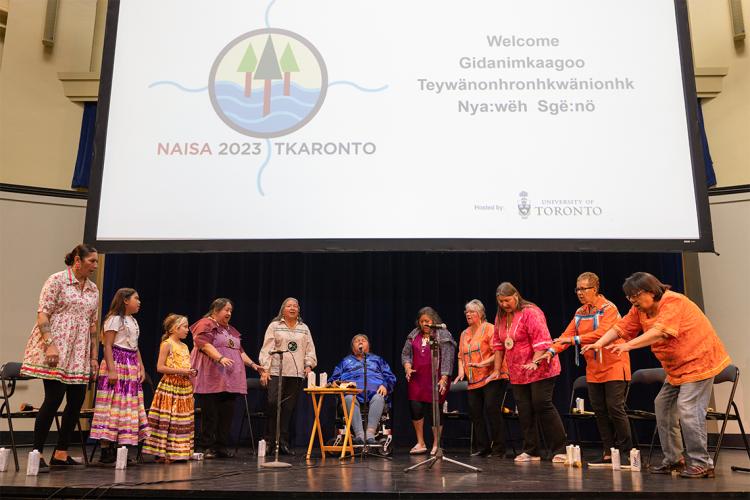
[
  {"left": 517, "top": 191, "right": 604, "bottom": 218},
  {"left": 209, "top": 28, "right": 327, "bottom": 138}
]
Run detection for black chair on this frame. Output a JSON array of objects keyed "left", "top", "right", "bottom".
[
  {"left": 564, "top": 375, "right": 599, "bottom": 445},
  {"left": 1, "top": 361, "right": 88, "bottom": 471},
  {"left": 625, "top": 367, "right": 665, "bottom": 466},
  {"left": 443, "top": 380, "right": 473, "bottom": 452},
  {"left": 708, "top": 364, "right": 750, "bottom": 466},
  {"left": 235, "top": 377, "right": 267, "bottom": 455}
]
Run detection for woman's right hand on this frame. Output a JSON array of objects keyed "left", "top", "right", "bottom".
[
  {"left": 218, "top": 357, "right": 233, "bottom": 368},
  {"left": 107, "top": 369, "right": 119, "bottom": 385},
  {"left": 260, "top": 371, "right": 271, "bottom": 387},
  {"left": 44, "top": 344, "right": 60, "bottom": 368},
  {"left": 453, "top": 371, "right": 465, "bottom": 384},
  {"left": 405, "top": 366, "right": 416, "bottom": 382},
  {"left": 580, "top": 341, "right": 600, "bottom": 354}
]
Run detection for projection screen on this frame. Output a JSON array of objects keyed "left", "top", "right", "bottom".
[{"left": 85, "top": 0, "right": 713, "bottom": 252}]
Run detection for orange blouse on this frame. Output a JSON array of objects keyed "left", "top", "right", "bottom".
[
  {"left": 614, "top": 290, "right": 730, "bottom": 386},
  {"left": 459, "top": 321, "right": 508, "bottom": 390},
  {"left": 552, "top": 295, "right": 631, "bottom": 383}
]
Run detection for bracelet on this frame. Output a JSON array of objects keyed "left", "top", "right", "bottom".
[
  {"left": 547, "top": 348, "right": 557, "bottom": 356},
  {"left": 217, "top": 356, "right": 225, "bottom": 364}
]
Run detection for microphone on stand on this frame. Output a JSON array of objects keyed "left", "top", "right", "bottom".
[{"left": 428, "top": 323, "right": 447, "bottom": 330}]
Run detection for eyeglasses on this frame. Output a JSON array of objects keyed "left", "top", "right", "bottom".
[
  {"left": 626, "top": 290, "right": 644, "bottom": 302},
  {"left": 574, "top": 286, "right": 595, "bottom": 293}
]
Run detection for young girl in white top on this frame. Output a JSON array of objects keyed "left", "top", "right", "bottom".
[{"left": 90, "top": 288, "right": 150, "bottom": 463}]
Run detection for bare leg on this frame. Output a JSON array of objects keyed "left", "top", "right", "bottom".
[{"left": 412, "top": 419, "right": 426, "bottom": 447}]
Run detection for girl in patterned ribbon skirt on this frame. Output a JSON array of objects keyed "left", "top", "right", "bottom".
[
  {"left": 143, "top": 314, "right": 197, "bottom": 462},
  {"left": 90, "top": 288, "right": 150, "bottom": 464}
]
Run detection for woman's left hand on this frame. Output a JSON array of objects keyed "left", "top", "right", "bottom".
[
  {"left": 438, "top": 377, "right": 448, "bottom": 395},
  {"left": 139, "top": 369, "right": 146, "bottom": 383},
  {"left": 90, "top": 359, "right": 99, "bottom": 381},
  {"left": 521, "top": 362, "right": 538, "bottom": 371}
]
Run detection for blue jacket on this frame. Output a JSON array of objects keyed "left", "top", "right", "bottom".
[{"left": 331, "top": 353, "right": 397, "bottom": 404}]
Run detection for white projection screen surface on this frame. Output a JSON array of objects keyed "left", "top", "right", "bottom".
[{"left": 85, "top": 0, "right": 713, "bottom": 252}]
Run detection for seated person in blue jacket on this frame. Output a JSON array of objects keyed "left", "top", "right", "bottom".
[{"left": 331, "top": 334, "right": 397, "bottom": 445}]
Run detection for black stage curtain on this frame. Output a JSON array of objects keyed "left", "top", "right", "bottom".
[{"left": 103, "top": 251, "right": 682, "bottom": 447}]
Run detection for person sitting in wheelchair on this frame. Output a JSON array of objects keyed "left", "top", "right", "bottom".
[{"left": 331, "top": 334, "right": 396, "bottom": 445}]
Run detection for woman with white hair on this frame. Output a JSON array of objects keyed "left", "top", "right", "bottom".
[
  {"left": 454, "top": 299, "right": 509, "bottom": 457},
  {"left": 259, "top": 297, "right": 317, "bottom": 455}
]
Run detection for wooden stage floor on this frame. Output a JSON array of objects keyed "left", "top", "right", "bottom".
[{"left": 2, "top": 447, "right": 750, "bottom": 499}]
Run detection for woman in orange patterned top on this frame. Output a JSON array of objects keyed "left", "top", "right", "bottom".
[
  {"left": 454, "top": 299, "right": 508, "bottom": 458},
  {"left": 583, "top": 272, "right": 730, "bottom": 479},
  {"left": 541, "top": 272, "right": 631, "bottom": 466}
]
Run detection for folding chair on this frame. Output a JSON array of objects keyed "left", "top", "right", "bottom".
[
  {"left": 563, "top": 375, "right": 599, "bottom": 445},
  {"left": 443, "top": 380, "right": 473, "bottom": 452},
  {"left": 1, "top": 362, "right": 88, "bottom": 471},
  {"left": 708, "top": 364, "right": 750, "bottom": 466},
  {"left": 625, "top": 367, "right": 665, "bottom": 466},
  {"left": 235, "top": 377, "right": 268, "bottom": 455}
]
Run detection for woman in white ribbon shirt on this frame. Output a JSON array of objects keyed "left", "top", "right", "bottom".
[{"left": 259, "top": 297, "right": 317, "bottom": 455}]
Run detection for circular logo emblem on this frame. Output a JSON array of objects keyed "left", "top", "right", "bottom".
[
  {"left": 227, "top": 338, "right": 236, "bottom": 348},
  {"left": 209, "top": 28, "right": 328, "bottom": 138},
  {"left": 287, "top": 341, "right": 298, "bottom": 352}
]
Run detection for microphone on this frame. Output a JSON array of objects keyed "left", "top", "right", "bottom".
[
  {"left": 428, "top": 323, "right": 447, "bottom": 330},
  {"left": 269, "top": 349, "right": 288, "bottom": 355}
]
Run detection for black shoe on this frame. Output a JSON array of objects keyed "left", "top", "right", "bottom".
[
  {"left": 278, "top": 444, "right": 295, "bottom": 456},
  {"left": 99, "top": 447, "right": 116, "bottom": 464},
  {"left": 203, "top": 449, "right": 218, "bottom": 459},
  {"left": 353, "top": 437, "right": 365, "bottom": 446},
  {"left": 215, "top": 449, "right": 234, "bottom": 459},
  {"left": 50, "top": 455, "right": 84, "bottom": 466},
  {"left": 490, "top": 449, "right": 506, "bottom": 458},
  {"left": 38, "top": 458, "right": 50, "bottom": 473},
  {"left": 471, "top": 449, "right": 491, "bottom": 457}
]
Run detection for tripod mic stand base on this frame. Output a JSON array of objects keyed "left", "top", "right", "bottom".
[
  {"left": 261, "top": 460, "right": 293, "bottom": 468},
  {"left": 403, "top": 448, "right": 482, "bottom": 473}
]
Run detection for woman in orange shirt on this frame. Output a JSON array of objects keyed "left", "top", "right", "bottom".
[
  {"left": 454, "top": 299, "right": 508, "bottom": 458},
  {"left": 541, "top": 272, "right": 632, "bottom": 466},
  {"left": 584, "top": 272, "right": 730, "bottom": 479}
]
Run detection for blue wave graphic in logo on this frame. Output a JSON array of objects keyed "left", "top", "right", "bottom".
[{"left": 214, "top": 80, "right": 320, "bottom": 134}]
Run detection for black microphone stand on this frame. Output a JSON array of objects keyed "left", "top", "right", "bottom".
[
  {"left": 405, "top": 327, "right": 481, "bottom": 473},
  {"left": 261, "top": 349, "right": 291, "bottom": 468}
]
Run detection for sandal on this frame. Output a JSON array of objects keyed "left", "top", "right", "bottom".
[
  {"left": 410, "top": 444, "right": 428, "bottom": 455},
  {"left": 552, "top": 454, "right": 567, "bottom": 463}
]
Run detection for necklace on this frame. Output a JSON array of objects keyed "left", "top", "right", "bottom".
[{"left": 504, "top": 313, "right": 521, "bottom": 350}]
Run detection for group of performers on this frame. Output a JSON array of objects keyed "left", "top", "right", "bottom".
[{"left": 20, "top": 244, "right": 730, "bottom": 479}]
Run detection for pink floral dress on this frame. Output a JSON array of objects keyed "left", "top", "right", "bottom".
[{"left": 21, "top": 268, "right": 99, "bottom": 384}]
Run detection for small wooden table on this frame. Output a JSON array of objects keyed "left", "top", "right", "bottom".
[{"left": 304, "top": 387, "right": 362, "bottom": 460}]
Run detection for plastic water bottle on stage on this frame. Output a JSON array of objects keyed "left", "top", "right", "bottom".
[
  {"left": 307, "top": 371, "right": 316, "bottom": 387},
  {"left": 575, "top": 397, "right": 585, "bottom": 413},
  {"left": 258, "top": 439, "right": 267, "bottom": 457},
  {"left": 611, "top": 448, "right": 621, "bottom": 470},
  {"left": 0, "top": 447, "right": 9, "bottom": 472},
  {"left": 319, "top": 372, "right": 328, "bottom": 387},
  {"left": 630, "top": 448, "right": 642, "bottom": 471},
  {"left": 115, "top": 446, "right": 128, "bottom": 469},
  {"left": 26, "top": 450, "right": 40, "bottom": 476}
]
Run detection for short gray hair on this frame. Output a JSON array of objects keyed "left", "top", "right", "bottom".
[{"left": 464, "top": 299, "right": 486, "bottom": 321}]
